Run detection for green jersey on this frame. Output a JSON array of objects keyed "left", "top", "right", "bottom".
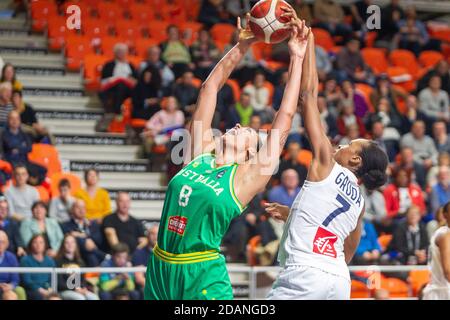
[{"left": 157, "top": 153, "right": 245, "bottom": 257}]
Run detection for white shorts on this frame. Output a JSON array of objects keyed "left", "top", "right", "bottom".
[
  {"left": 266, "top": 265, "right": 351, "bottom": 300},
  {"left": 422, "top": 284, "right": 450, "bottom": 300}
]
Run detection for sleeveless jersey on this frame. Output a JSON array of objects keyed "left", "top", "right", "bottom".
[
  {"left": 157, "top": 153, "right": 245, "bottom": 255},
  {"left": 427, "top": 226, "right": 450, "bottom": 291},
  {"left": 278, "top": 162, "right": 365, "bottom": 280}
]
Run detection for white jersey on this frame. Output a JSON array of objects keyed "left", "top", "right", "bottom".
[
  {"left": 278, "top": 162, "right": 364, "bottom": 280},
  {"left": 423, "top": 226, "right": 450, "bottom": 300}
]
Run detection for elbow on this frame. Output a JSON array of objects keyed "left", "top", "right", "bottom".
[{"left": 200, "top": 80, "right": 219, "bottom": 93}]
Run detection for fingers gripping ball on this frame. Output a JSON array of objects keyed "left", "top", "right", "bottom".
[{"left": 249, "top": 0, "right": 293, "bottom": 44}]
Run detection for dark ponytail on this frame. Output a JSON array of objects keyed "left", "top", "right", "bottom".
[{"left": 356, "top": 141, "right": 388, "bottom": 190}]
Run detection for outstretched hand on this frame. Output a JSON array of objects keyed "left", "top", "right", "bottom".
[
  {"left": 264, "top": 202, "right": 290, "bottom": 222},
  {"left": 237, "top": 13, "right": 257, "bottom": 45},
  {"left": 282, "top": 6, "right": 310, "bottom": 58}
]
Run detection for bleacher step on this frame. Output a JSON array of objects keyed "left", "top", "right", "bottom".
[
  {"left": 0, "top": 34, "right": 47, "bottom": 49},
  {"left": 57, "top": 144, "right": 141, "bottom": 162},
  {"left": 41, "top": 119, "right": 97, "bottom": 135},
  {"left": 28, "top": 95, "right": 101, "bottom": 111},
  {"left": 1, "top": 52, "right": 63, "bottom": 68}
]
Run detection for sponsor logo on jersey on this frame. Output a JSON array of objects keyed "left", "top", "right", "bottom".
[
  {"left": 216, "top": 169, "right": 227, "bottom": 179},
  {"left": 168, "top": 216, "right": 187, "bottom": 236},
  {"left": 312, "top": 226, "right": 338, "bottom": 258}
]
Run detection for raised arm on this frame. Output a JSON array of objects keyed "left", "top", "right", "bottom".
[
  {"left": 188, "top": 16, "right": 255, "bottom": 160},
  {"left": 235, "top": 16, "right": 309, "bottom": 206},
  {"left": 298, "top": 28, "right": 334, "bottom": 181}
]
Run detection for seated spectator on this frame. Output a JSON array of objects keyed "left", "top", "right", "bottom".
[
  {"left": 339, "top": 123, "right": 361, "bottom": 146},
  {"left": 141, "top": 96, "right": 185, "bottom": 154},
  {"left": 395, "top": 146, "right": 427, "bottom": 189},
  {"left": 99, "top": 243, "right": 140, "bottom": 300},
  {"left": 432, "top": 121, "right": 450, "bottom": 154},
  {"left": 190, "top": 29, "right": 220, "bottom": 81},
  {"left": 369, "top": 120, "right": 398, "bottom": 162},
  {"left": 394, "top": 6, "right": 429, "bottom": 56},
  {"left": 400, "top": 120, "right": 438, "bottom": 175},
  {"left": 226, "top": 92, "right": 253, "bottom": 129},
  {"left": 4, "top": 166, "right": 40, "bottom": 221},
  {"left": 19, "top": 201, "right": 64, "bottom": 258},
  {"left": 12, "top": 90, "right": 52, "bottom": 144},
  {"left": 352, "top": 219, "right": 381, "bottom": 265},
  {"left": 417, "top": 60, "right": 450, "bottom": 95},
  {"left": 0, "top": 195, "right": 25, "bottom": 256},
  {"left": 384, "top": 168, "right": 426, "bottom": 220},
  {"left": 225, "top": 31, "right": 260, "bottom": 87},
  {"left": 378, "top": 0, "right": 404, "bottom": 44},
  {"left": 341, "top": 79, "right": 369, "bottom": 118},
  {"left": 0, "top": 82, "right": 14, "bottom": 129},
  {"left": 97, "top": 43, "right": 138, "bottom": 132},
  {"left": 323, "top": 76, "right": 343, "bottom": 113},
  {"left": 292, "top": 0, "right": 313, "bottom": 26},
  {"left": 427, "top": 152, "right": 449, "bottom": 188},
  {"left": 1, "top": 63, "right": 22, "bottom": 91},
  {"left": 337, "top": 38, "right": 374, "bottom": 85},
  {"left": 172, "top": 71, "right": 199, "bottom": 118},
  {"left": 318, "top": 94, "right": 338, "bottom": 141},
  {"left": 370, "top": 74, "right": 408, "bottom": 121},
  {"left": 418, "top": 75, "right": 450, "bottom": 128},
  {"left": 0, "top": 230, "right": 26, "bottom": 300},
  {"left": 74, "top": 169, "right": 111, "bottom": 222},
  {"left": 366, "top": 98, "right": 402, "bottom": 144},
  {"left": 20, "top": 234, "right": 56, "bottom": 300},
  {"left": 160, "top": 25, "right": 193, "bottom": 79},
  {"left": 427, "top": 204, "right": 448, "bottom": 240},
  {"left": 313, "top": 0, "right": 352, "bottom": 39},
  {"left": 62, "top": 199, "right": 106, "bottom": 267},
  {"left": 243, "top": 72, "right": 273, "bottom": 123},
  {"left": 360, "top": 185, "right": 388, "bottom": 232},
  {"left": 103, "top": 192, "right": 146, "bottom": 254},
  {"left": 387, "top": 206, "right": 429, "bottom": 265},
  {"left": 55, "top": 234, "right": 99, "bottom": 300},
  {"left": 274, "top": 142, "right": 307, "bottom": 185},
  {"left": 249, "top": 114, "right": 268, "bottom": 143},
  {"left": 272, "top": 71, "right": 287, "bottom": 111},
  {"left": 404, "top": 95, "right": 427, "bottom": 132},
  {"left": 315, "top": 45, "right": 332, "bottom": 81},
  {"left": 48, "top": 178, "right": 75, "bottom": 224},
  {"left": 198, "top": 0, "right": 232, "bottom": 28},
  {"left": 337, "top": 101, "right": 366, "bottom": 138},
  {"left": 1, "top": 111, "right": 47, "bottom": 185},
  {"left": 224, "top": 0, "right": 250, "bottom": 20},
  {"left": 430, "top": 166, "right": 450, "bottom": 216},
  {"left": 132, "top": 223, "right": 158, "bottom": 295},
  {"left": 139, "top": 46, "right": 175, "bottom": 92},
  {"left": 131, "top": 65, "right": 162, "bottom": 120},
  {"left": 268, "top": 169, "right": 301, "bottom": 208},
  {"left": 350, "top": 0, "right": 373, "bottom": 33},
  {"left": 215, "top": 82, "right": 235, "bottom": 126}
]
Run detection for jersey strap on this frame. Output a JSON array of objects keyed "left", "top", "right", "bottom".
[
  {"left": 229, "top": 164, "right": 246, "bottom": 212},
  {"left": 153, "top": 244, "right": 220, "bottom": 264}
]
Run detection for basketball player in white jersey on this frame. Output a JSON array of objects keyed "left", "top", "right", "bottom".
[
  {"left": 265, "top": 8, "right": 389, "bottom": 300},
  {"left": 422, "top": 202, "right": 450, "bottom": 300}
]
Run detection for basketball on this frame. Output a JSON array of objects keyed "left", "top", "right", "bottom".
[{"left": 249, "top": 0, "right": 293, "bottom": 44}]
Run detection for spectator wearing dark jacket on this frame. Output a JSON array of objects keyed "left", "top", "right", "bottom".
[
  {"left": 417, "top": 60, "right": 450, "bottom": 95},
  {"left": 131, "top": 65, "right": 162, "bottom": 120},
  {"left": 0, "top": 195, "right": 24, "bottom": 256},
  {"left": 388, "top": 206, "right": 429, "bottom": 265},
  {"left": 0, "top": 230, "right": 25, "bottom": 300},
  {"left": 172, "top": 71, "right": 199, "bottom": 118},
  {"left": 336, "top": 38, "right": 374, "bottom": 85},
  {"left": 1, "top": 111, "right": 47, "bottom": 185},
  {"left": 62, "top": 199, "right": 106, "bottom": 267}
]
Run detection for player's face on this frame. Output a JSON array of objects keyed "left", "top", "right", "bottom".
[
  {"left": 222, "top": 124, "right": 258, "bottom": 163},
  {"left": 333, "top": 139, "right": 368, "bottom": 168}
]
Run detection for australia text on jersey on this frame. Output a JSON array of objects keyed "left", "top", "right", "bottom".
[{"left": 180, "top": 169, "right": 225, "bottom": 196}]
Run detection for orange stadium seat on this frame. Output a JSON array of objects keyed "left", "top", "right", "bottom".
[
  {"left": 297, "top": 149, "right": 312, "bottom": 168},
  {"left": 389, "top": 49, "right": 426, "bottom": 80},
  {"left": 114, "top": 20, "right": 145, "bottom": 40},
  {"left": 226, "top": 79, "right": 241, "bottom": 102},
  {"left": 28, "top": 144, "right": 62, "bottom": 178},
  {"left": 36, "top": 185, "right": 50, "bottom": 203},
  {"left": 378, "top": 234, "right": 393, "bottom": 252},
  {"left": 408, "top": 270, "right": 430, "bottom": 297},
  {"left": 134, "top": 38, "right": 160, "bottom": 58},
  {"left": 365, "top": 31, "right": 378, "bottom": 48},
  {"left": 47, "top": 16, "right": 73, "bottom": 52},
  {"left": 147, "top": 21, "right": 170, "bottom": 43},
  {"left": 361, "top": 48, "right": 388, "bottom": 75},
  {"left": 65, "top": 35, "right": 94, "bottom": 72},
  {"left": 96, "top": 2, "right": 125, "bottom": 21},
  {"left": 387, "top": 66, "right": 416, "bottom": 92},
  {"left": 30, "top": 0, "right": 58, "bottom": 33},
  {"left": 184, "top": 0, "right": 202, "bottom": 21},
  {"left": 355, "top": 83, "right": 375, "bottom": 113},
  {"left": 351, "top": 280, "right": 370, "bottom": 299},
  {"left": 100, "top": 36, "right": 126, "bottom": 57},
  {"left": 311, "top": 28, "right": 334, "bottom": 52},
  {"left": 264, "top": 81, "right": 275, "bottom": 105},
  {"left": 50, "top": 172, "right": 82, "bottom": 198},
  {"left": 159, "top": 2, "right": 187, "bottom": 24},
  {"left": 251, "top": 42, "right": 272, "bottom": 61},
  {"left": 82, "top": 18, "right": 113, "bottom": 39},
  {"left": 380, "top": 278, "right": 410, "bottom": 298},
  {"left": 210, "top": 23, "right": 236, "bottom": 45},
  {"left": 179, "top": 21, "right": 204, "bottom": 46},
  {"left": 128, "top": 4, "right": 156, "bottom": 24},
  {"left": 419, "top": 50, "right": 445, "bottom": 69},
  {"left": 83, "top": 54, "right": 109, "bottom": 91},
  {"left": 246, "top": 235, "right": 261, "bottom": 267}
]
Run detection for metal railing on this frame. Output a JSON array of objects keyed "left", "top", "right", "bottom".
[{"left": 0, "top": 265, "right": 428, "bottom": 299}]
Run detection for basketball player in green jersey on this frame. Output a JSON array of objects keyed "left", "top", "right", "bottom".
[{"left": 145, "top": 15, "right": 310, "bottom": 300}]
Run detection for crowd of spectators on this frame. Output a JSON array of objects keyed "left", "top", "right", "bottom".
[{"left": 0, "top": 0, "right": 450, "bottom": 300}]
